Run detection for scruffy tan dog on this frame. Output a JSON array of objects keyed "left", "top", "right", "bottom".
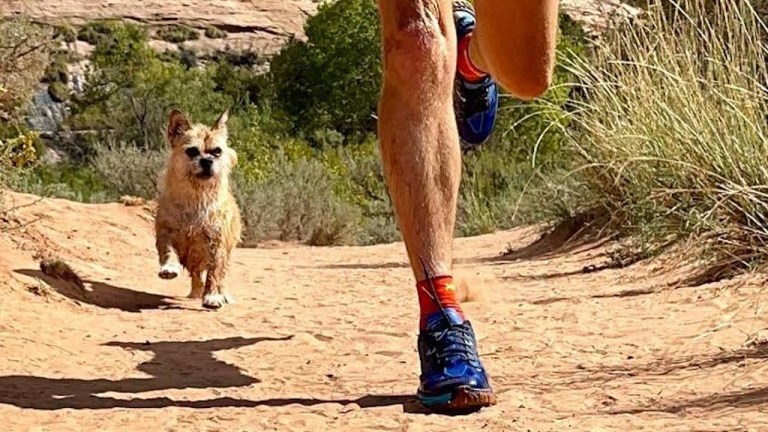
[{"left": 155, "top": 109, "right": 242, "bottom": 309}]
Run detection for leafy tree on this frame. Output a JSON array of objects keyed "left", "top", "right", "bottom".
[
  {"left": 270, "top": 0, "right": 381, "bottom": 143},
  {"left": 0, "top": 18, "right": 53, "bottom": 126},
  {"left": 68, "top": 22, "right": 231, "bottom": 153}
]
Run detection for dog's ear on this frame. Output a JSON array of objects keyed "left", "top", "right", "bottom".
[
  {"left": 213, "top": 109, "right": 229, "bottom": 132},
  {"left": 167, "top": 109, "right": 191, "bottom": 146}
]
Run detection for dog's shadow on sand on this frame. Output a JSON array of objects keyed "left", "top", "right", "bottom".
[
  {"left": 15, "top": 269, "right": 181, "bottom": 313},
  {"left": 0, "top": 335, "right": 426, "bottom": 413}
]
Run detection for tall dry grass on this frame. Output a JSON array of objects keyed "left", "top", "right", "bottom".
[{"left": 559, "top": 0, "right": 768, "bottom": 272}]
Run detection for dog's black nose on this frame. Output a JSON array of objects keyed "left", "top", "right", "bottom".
[{"left": 199, "top": 158, "right": 213, "bottom": 171}]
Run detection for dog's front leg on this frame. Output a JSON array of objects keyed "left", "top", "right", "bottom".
[
  {"left": 189, "top": 270, "right": 206, "bottom": 299},
  {"left": 156, "top": 228, "right": 181, "bottom": 280},
  {"left": 202, "top": 252, "right": 232, "bottom": 309}
]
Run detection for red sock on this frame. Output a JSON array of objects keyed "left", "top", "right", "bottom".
[
  {"left": 457, "top": 32, "right": 488, "bottom": 82},
  {"left": 417, "top": 275, "right": 465, "bottom": 330}
]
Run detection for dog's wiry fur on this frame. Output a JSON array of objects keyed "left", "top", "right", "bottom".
[{"left": 155, "top": 109, "right": 242, "bottom": 309}]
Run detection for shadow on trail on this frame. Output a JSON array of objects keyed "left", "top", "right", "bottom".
[
  {"left": 529, "top": 285, "right": 661, "bottom": 306},
  {"left": 0, "top": 394, "right": 426, "bottom": 413},
  {"left": 15, "top": 269, "right": 180, "bottom": 313},
  {"left": 611, "top": 386, "right": 768, "bottom": 415},
  {"left": 312, "top": 262, "right": 409, "bottom": 270},
  {"left": 0, "top": 336, "right": 290, "bottom": 410},
  {"left": 548, "top": 342, "right": 768, "bottom": 414},
  {"left": 0, "top": 334, "right": 427, "bottom": 413},
  {"left": 488, "top": 209, "right": 611, "bottom": 263},
  {"left": 523, "top": 268, "right": 736, "bottom": 306}
]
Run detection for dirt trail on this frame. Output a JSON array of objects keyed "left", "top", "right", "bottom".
[{"left": 1, "top": 191, "right": 767, "bottom": 431}]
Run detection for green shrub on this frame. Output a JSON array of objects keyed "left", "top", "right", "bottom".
[
  {"left": 92, "top": 144, "right": 167, "bottom": 199},
  {"left": 269, "top": 0, "right": 381, "bottom": 141},
  {"left": 42, "top": 56, "right": 69, "bottom": 84},
  {"left": 320, "top": 138, "right": 399, "bottom": 244},
  {"left": 12, "top": 163, "right": 113, "bottom": 203},
  {"left": 77, "top": 21, "right": 117, "bottom": 44},
  {"left": 208, "top": 50, "right": 262, "bottom": 68},
  {"left": 68, "top": 21, "right": 231, "bottom": 153},
  {"left": 211, "top": 60, "right": 268, "bottom": 107},
  {"left": 560, "top": 0, "right": 768, "bottom": 267},
  {"left": 204, "top": 26, "right": 226, "bottom": 39},
  {"left": 234, "top": 157, "right": 362, "bottom": 246},
  {"left": 54, "top": 25, "right": 77, "bottom": 43},
  {"left": 0, "top": 18, "right": 53, "bottom": 123},
  {"left": 156, "top": 24, "right": 200, "bottom": 43},
  {"left": 47, "top": 82, "right": 70, "bottom": 103}
]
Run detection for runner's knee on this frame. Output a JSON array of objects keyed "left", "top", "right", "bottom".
[{"left": 381, "top": 7, "right": 453, "bottom": 86}]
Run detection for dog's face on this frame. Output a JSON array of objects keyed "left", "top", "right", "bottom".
[{"left": 165, "top": 109, "right": 237, "bottom": 186}]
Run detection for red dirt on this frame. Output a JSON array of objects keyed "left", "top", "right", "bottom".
[{"left": 1, "top": 191, "right": 767, "bottom": 431}]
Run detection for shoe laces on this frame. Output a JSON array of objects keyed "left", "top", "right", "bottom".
[
  {"left": 425, "top": 322, "right": 479, "bottom": 366},
  {"left": 418, "top": 257, "right": 480, "bottom": 368},
  {"left": 456, "top": 78, "right": 492, "bottom": 117}
]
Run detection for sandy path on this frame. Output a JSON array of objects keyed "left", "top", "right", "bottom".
[{"left": 1, "top": 191, "right": 768, "bottom": 431}]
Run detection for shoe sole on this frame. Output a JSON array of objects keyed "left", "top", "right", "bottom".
[{"left": 418, "top": 386, "right": 497, "bottom": 414}]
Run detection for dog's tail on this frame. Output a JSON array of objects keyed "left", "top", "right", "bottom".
[{"left": 39, "top": 257, "right": 86, "bottom": 291}]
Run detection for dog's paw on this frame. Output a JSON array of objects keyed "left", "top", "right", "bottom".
[
  {"left": 202, "top": 293, "right": 233, "bottom": 310},
  {"left": 158, "top": 263, "right": 180, "bottom": 280}
]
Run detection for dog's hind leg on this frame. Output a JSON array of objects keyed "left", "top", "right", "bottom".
[
  {"left": 188, "top": 270, "right": 206, "bottom": 299},
  {"left": 202, "top": 253, "right": 233, "bottom": 309},
  {"left": 156, "top": 229, "right": 181, "bottom": 280}
]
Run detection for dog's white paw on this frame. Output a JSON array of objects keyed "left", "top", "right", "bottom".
[
  {"left": 158, "top": 263, "right": 180, "bottom": 280},
  {"left": 202, "top": 293, "right": 233, "bottom": 309}
]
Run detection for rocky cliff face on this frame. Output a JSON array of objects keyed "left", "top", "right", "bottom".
[
  {"left": 0, "top": 0, "right": 319, "bottom": 57},
  {"left": 2, "top": 0, "right": 638, "bottom": 57}
]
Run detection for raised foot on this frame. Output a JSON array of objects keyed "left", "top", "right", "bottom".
[
  {"left": 202, "top": 293, "right": 234, "bottom": 309},
  {"left": 158, "top": 263, "right": 180, "bottom": 280}
]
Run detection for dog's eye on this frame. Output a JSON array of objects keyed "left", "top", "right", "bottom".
[
  {"left": 209, "top": 147, "right": 223, "bottom": 157},
  {"left": 185, "top": 147, "right": 200, "bottom": 158}
]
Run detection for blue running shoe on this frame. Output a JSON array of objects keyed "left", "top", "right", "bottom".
[
  {"left": 453, "top": 0, "right": 499, "bottom": 150},
  {"left": 417, "top": 308, "right": 496, "bottom": 412}
]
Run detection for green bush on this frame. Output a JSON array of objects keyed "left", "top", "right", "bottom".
[
  {"left": 269, "top": 0, "right": 381, "bottom": 141},
  {"left": 204, "top": 26, "right": 226, "bottom": 39},
  {"left": 234, "top": 156, "right": 362, "bottom": 246},
  {"left": 42, "top": 56, "right": 69, "bottom": 84},
  {"left": 54, "top": 25, "right": 77, "bottom": 43},
  {"left": 47, "top": 82, "right": 70, "bottom": 103},
  {"left": 92, "top": 144, "right": 167, "bottom": 199},
  {"left": 319, "top": 138, "right": 399, "bottom": 244},
  {"left": 0, "top": 18, "right": 53, "bottom": 124},
  {"left": 77, "top": 21, "right": 118, "bottom": 44},
  {"left": 559, "top": 0, "right": 768, "bottom": 267},
  {"left": 68, "top": 21, "right": 231, "bottom": 153},
  {"left": 11, "top": 163, "right": 113, "bottom": 203},
  {"left": 211, "top": 60, "right": 269, "bottom": 108},
  {"left": 156, "top": 24, "right": 200, "bottom": 43}
]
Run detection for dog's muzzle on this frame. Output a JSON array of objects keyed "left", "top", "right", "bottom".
[{"left": 197, "top": 158, "right": 214, "bottom": 179}]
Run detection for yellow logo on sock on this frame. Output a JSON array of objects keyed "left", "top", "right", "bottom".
[{"left": 444, "top": 282, "right": 456, "bottom": 291}]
